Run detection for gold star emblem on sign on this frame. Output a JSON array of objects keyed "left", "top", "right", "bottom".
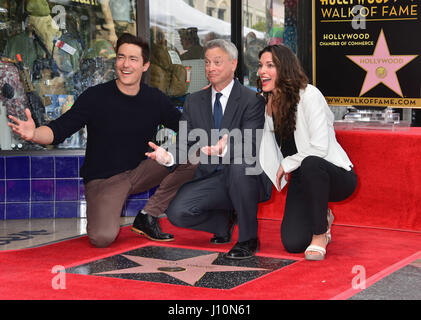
[{"left": 346, "top": 29, "right": 418, "bottom": 97}]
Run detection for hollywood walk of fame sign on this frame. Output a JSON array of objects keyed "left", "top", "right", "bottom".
[
  {"left": 313, "top": 0, "right": 421, "bottom": 108},
  {"left": 66, "top": 246, "right": 296, "bottom": 289}
]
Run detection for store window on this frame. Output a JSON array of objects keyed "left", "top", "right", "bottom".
[
  {"left": 206, "top": 0, "right": 216, "bottom": 17},
  {"left": 0, "top": 0, "right": 136, "bottom": 151},
  {"left": 149, "top": 0, "right": 232, "bottom": 107},
  {"left": 243, "top": 0, "right": 298, "bottom": 89}
]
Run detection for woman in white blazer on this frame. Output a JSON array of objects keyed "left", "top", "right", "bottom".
[{"left": 257, "top": 45, "right": 357, "bottom": 260}]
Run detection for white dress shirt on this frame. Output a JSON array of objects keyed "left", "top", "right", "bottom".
[{"left": 211, "top": 79, "right": 234, "bottom": 116}]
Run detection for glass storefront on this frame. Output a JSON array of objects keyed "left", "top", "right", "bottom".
[
  {"left": 242, "top": 0, "right": 298, "bottom": 89},
  {"left": 0, "top": 0, "right": 137, "bottom": 151},
  {"left": 0, "top": 0, "right": 301, "bottom": 152},
  {"left": 148, "top": 0, "right": 231, "bottom": 103}
]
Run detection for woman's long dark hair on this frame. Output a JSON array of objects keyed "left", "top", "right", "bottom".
[{"left": 257, "top": 45, "right": 308, "bottom": 141}]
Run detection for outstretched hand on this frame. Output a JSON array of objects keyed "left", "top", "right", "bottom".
[
  {"left": 201, "top": 134, "right": 228, "bottom": 156},
  {"left": 145, "top": 141, "right": 172, "bottom": 165},
  {"left": 7, "top": 108, "right": 36, "bottom": 141}
]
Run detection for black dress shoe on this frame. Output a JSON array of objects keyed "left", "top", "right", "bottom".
[
  {"left": 210, "top": 234, "right": 232, "bottom": 244},
  {"left": 225, "top": 238, "right": 259, "bottom": 260},
  {"left": 210, "top": 211, "right": 237, "bottom": 244},
  {"left": 131, "top": 211, "right": 174, "bottom": 242}
]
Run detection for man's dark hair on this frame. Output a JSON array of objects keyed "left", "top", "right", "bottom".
[{"left": 116, "top": 33, "right": 150, "bottom": 64}]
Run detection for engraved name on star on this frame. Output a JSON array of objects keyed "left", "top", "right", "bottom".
[
  {"left": 95, "top": 253, "right": 269, "bottom": 286},
  {"left": 346, "top": 29, "right": 417, "bottom": 97}
]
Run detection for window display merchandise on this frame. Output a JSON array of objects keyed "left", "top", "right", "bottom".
[{"left": 0, "top": 0, "right": 135, "bottom": 150}]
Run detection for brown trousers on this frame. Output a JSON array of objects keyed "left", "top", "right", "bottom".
[{"left": 84, "top": 159, "right": 197, "bottom": 247}]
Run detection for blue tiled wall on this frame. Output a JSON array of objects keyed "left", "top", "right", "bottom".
[{"left": 0, "top": 155, "right": 153, "bottom": 220}]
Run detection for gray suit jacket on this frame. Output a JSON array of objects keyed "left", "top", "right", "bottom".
[{"left": 170, "top": 79, "right": 272, "bottom": 202}]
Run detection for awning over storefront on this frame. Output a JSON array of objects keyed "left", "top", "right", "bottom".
[{"left": 149, "top": 0, "right": 264, "bottom": 39}]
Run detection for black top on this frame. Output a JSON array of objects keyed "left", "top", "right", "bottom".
[
  {"left": 273, "top": 113, "right": 298, "bottom": 157},
  {"left": 280, "top": 133, "right": 298, "bottom": 157},
  {"left": 47, "top": 80, "right": 181, "bottom": 183}
]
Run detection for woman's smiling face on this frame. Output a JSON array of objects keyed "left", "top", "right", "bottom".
[{"left": 258, "top": 51, "right": 277, "bottom": 93}]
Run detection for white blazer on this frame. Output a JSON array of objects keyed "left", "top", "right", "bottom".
[
  {"left": 259, "top": 84, "right": 353, "bottom": 188},
  {"left": 259, "top": 106, "right": 286, "bottom": 191}
]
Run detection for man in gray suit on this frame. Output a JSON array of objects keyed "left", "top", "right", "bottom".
[{"left": 146, "top": 39, "right": 269, "bottom": 259}]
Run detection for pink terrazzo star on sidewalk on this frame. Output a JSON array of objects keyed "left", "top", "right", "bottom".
[{"left": 96, "top": 253, "right": 268, "bottom": 286}]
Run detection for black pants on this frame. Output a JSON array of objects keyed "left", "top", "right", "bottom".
[
  {"left": 281, "top": 156, "right": 357, "bottom": 253},
  {"left": 166, "top": 164, "right": 260, "bottom": 242}
]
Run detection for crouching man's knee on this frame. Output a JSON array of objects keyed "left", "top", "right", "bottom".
[
  {"left": 166, "top": 203, "right": 197, "bottom": 229},
  {"left": 88, "top": 230, "right": 119, "bottom": 248}
]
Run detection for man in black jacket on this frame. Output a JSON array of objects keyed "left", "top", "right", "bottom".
[{"left": 8, "top": 33, "right": 197, "bottom": 248}]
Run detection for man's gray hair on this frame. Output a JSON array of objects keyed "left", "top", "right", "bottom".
[{"left": 204, "top": 39, "right": 238, "bottom": 60}]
